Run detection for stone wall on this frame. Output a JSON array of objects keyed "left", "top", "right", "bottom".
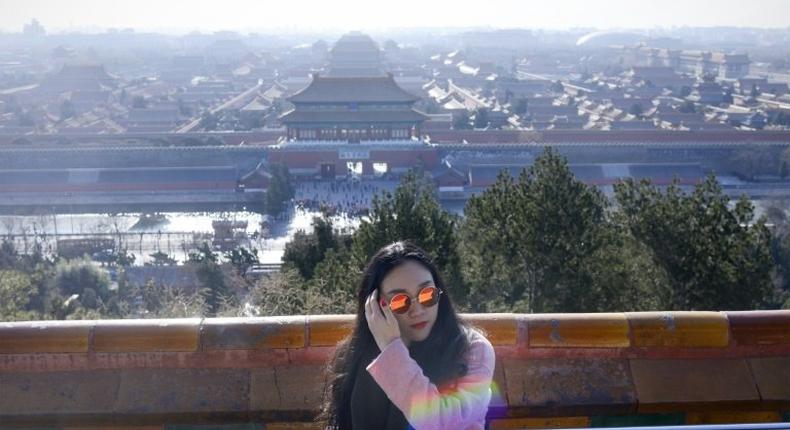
[
  {"left": 0, "top": 146, "right": 265, "bottom": 170},
  {"left": 1, "top": 311, "right": 789, "bottom": 430}
]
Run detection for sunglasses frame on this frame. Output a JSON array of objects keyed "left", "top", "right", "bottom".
[{"left": 379, "top": 285, "right": 444, "bottom": 314}]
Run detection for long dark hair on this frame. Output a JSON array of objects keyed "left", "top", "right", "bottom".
[{"left": 317, "top": 241, "right": 472, "bottom": 430}]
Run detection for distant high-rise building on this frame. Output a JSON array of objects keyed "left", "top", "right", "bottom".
[
  {"left": 23, "top": 19, "right": 45, "bottom": 37},
  {"left": 619, "top": 46, "right": 750, "bottom": 79}
]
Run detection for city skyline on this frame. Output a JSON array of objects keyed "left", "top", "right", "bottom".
[{"left": 1, "top": 0, "right": 790, "bottom": 34}]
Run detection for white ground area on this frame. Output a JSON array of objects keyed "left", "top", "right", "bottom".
[{"left": 0, "top": 180, "right": 403, "bottom": 265}]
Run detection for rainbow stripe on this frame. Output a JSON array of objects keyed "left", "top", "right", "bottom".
[{"left": 404, "top": 375, "right": 500, "bottom": 428}]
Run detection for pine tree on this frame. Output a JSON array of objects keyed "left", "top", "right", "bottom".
[
  {"left": 614, "top": 176, "right": 774, "bottom": 310},
  {"left": 460, "top": 148, "right": 642, "bottom": 312}
]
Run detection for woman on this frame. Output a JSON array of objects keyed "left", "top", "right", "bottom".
[{"left": 319, "top": 241, "right": 495, "bottom": 430}]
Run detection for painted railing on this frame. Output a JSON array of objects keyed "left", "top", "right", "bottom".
[{"left": 1, "top": 311, "right": 788, "bottom": 430}]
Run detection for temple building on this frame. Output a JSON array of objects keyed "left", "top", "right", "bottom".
[
  {"left": 272, "top": 72, "right": 434, "bottom": 179},
  {"left": 39, "top": 64, "right": 117, "bottom": 94},
  {"left": 279, "top": 73, "right": 428, "bottom": 143},
  {"left": 270, "top": 33, "right": 436, "bottom": 180},
  {"left": 327, "top": 32, "right": 385, "bottom": 77}
]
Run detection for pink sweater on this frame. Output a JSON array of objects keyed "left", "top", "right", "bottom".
[{"left": 366, "top": 328, "right": 496, "bottom": 430}]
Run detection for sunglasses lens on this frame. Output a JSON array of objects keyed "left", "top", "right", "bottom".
[
  {"left": 418, "top": 286, "right": 439, "bottom": 307},
  {"left": 390, "top": 294, "right": 410, "bottom": 314}
]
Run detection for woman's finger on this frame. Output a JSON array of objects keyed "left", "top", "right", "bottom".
[
  {"left": 382, "top": 300, "right": 396, "bottom": 325},
  {"left": 364, "top": 293, "right": 373, "bottom": 318},
  {"left": 367, "top": 292, "right": 377, "bottom": 320}
]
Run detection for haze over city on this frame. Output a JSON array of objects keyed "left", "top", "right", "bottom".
[
  {"left": 0, "top": 0, "right": 789, "bottom": 324},
  {"left": 0, "top": 0, "right": 789, "bottom": 428},
  {"left": 2, "top": 0, "right": 790, "bottom": 33}
]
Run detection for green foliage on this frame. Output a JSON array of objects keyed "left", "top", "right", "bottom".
[
  {"left": 146, "top": 251, "right": 177, "bottom": 266},
  {"left": 199, "top": 112, "right": 218, "bottom": 130},
  {"left": 283, "top": 216, "right": 343, "bottom": 280},
  {"left": 266, "top": 163, "right": 295, "bottom": 215},
  {"left": 473, "top": 108, "right": 489, "bottom": 129},
  {"left": 0, "top": 270, "right": 39, "bottom": 321},
  {"left": 310, "top": 247, "right": 361, "bottom": 307},
  {"left": 0, "top": 239, "right": 19, "bottom": 269},
  {"left": 780, "top": 148, "right": 790, "bottom": 179},
  {"left": 103, "top": 247, "right": 136, "bottom": 267},
  {"left": 351, "top": 171, "right": 465, "bottom": 302},
  {"left": 453, "top": 110, "right": 471, "bottom": 130},
  {"left": 247, "top": 268, "right": 354, "bottom": 316},
  {"left": 128, "top": 280, "right": 209, "bottom": 318},
  {"left": 131, "top": 95, "right": 147, "bottom": 109},
  {"left": 278, "top": 171, "right": 465, "bottom": 309},
  {"left": 224, "top": 246, "right": 259, "bottom": 276},
  {"left": 188, "top": 242, "right": 229, "bottom": 315},
  {"left": 615, "top": 176, "right": 774, "bottom": 310},
  {"left": 765, "top": 200, "right": 790, "bottom": 305},
  {"left": 177, "top": 98, "right": 192, "bottom": 116},
  {"left": 188, "top": 242, "right": 218, "bottom": 264},
  {"left": 723, "top": 89, "right": 734, "bottom": 105},
  {"left": 513, "top": 97, "right": 528, "bottom": 115},
  {"left": 50, "top": 257, "right": 111, "bottom": 307},
  {"left": 461, "top": 147, "right": 652, "bottom": 312},
  {"left": 551, "top": 80, "right": 565, "bottom": 93},
  {"left": 679, "top": 101, "right": 696, "bottom": 113},
  {"left": 1, "top": 151, "right": 788, "bottom": 320},
  {"left": 727, "top": 145, "right": 780, "bottom": 180}
]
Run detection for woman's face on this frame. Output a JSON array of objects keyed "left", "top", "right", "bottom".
[{"left": 379, "top": 260, "right": 440, "bottom": 346}]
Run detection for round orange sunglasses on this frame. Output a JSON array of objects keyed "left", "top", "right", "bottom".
[{"left": 379, "top": 286, "right": 443, "bottom": 314}]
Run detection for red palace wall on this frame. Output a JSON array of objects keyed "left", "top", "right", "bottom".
[{"left": 266, "top": 147, "right": 439, "bottom": 176}]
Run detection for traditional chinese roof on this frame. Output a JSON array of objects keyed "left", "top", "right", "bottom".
[
  {"left": 288, "top": 75, "right": 419, "bottom": 104},
  {"left": 328, "top": 32, "right": 383, "bottom": 77},
  {"left": 40, "top": 64, "right": 117, "bottom": 93},
  {"left": 279, "top": 109, "right": 427, "bottom": 124}
]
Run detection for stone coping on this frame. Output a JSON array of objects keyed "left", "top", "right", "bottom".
[
  {"left": 1, "top": 311, "right": 789, "bottom": 355},
  {"left": 0, "top": 311, "right": 788, "bottom": 428}
]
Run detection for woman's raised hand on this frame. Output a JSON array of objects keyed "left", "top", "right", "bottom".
[{"left": 364, "top": 289, "right": 401, "bottom": 352}]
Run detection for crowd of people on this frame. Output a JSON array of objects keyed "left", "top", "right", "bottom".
[{"left": 293, "top": 179, "right": 398, "bottom": 218}]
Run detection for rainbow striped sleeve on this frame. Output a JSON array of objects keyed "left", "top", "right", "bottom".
[{"left": 367, "top": 336, "right": 496, "bottom": 430}]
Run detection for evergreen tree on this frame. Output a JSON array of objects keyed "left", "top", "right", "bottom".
[
  {"left": 132, "top": 96, "right": 147, "bottom": 109},
  {"left": 615, "top": 176, "right": 774, "bottom": 310},
  {"left": 0, "top": 270, "right": 39, "bottom": 321},
  {"left": 224, "top": 246, "right": 259, "bottom": 276},
  {"left": 453, "top": 111, "right": 471, "bottom": 130},
  {"left": 59, "top": 99, "right": 76, "bottom": 120},
  {"left": 514, "top": 97, "right": 528, "bottom": 116},
  {"left": 460, "top": 148, "right": 650, "bottom": 312},
  {"left": 351, "top": 171, "right": 465, "bottom": 301},
  {"left": 265, "top": 163, "right": 295, "bottom": 215},
  {"left": 282, "top": 215, "right": 345, "bottom": 280},
  {"left": 473, "top": 108, "right": 490, "bottom": 129},
  {"left": 188, "top": 242, "right": 230, "bottom": 316},
  {"left": 551, "top": 80, "right": 565, "bottom": 93},
  {"left": 629, "top": 103, "right": 643, "bottom": 117},
  {"left": 302, "top": 172, "right": 466, "bottom": 305},
  {"left": 50, "top": 257, "right": 111, "bottom": 304}
]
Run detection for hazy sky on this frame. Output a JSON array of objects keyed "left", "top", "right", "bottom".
[{"left": 1, "top": 0, "right": 789, "bottom": 34}]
